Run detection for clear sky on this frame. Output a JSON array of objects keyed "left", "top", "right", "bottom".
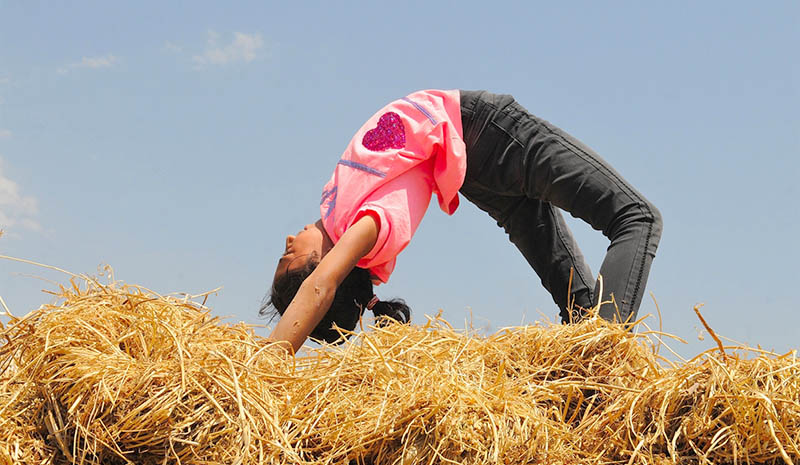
[{"left": 1, "top": 1, "right": 797, "bottom": 360}]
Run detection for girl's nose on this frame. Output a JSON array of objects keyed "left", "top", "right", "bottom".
[{"left": 285, "top": 235, "right": 295, "bottom": 249}]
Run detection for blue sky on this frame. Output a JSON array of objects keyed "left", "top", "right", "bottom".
[{"left": 1, "top": 1, "right": 797, "bottom": 359}]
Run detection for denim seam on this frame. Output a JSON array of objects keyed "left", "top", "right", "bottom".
[
  {"left": 497, "top": 103, "right": 650, "bottom": 215},
  {"left": 612, "top": 202, "right": 652, "bottom": 323},
  {"left": 551, "top": 127, "right": 656, "bottom": 319},
  {"left": 548, "top": 203, "right": 594, "bottom": 309},
  {"left": 531, "top": 120, "right": 654, "bottom": 321},
  {"left": 467, "top": 91, "right": 481, "bottom": 114},
  {"left": 551, "top": 130, "right": 652, "bottom": 320},
  {"left": 546, "top": 127, "right": 652, "bottom": 219},
  {"left": 629, "top": 211, "right": 654, "bottom": 320}
]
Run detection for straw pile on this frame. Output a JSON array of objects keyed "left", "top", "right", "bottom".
[{"left": 1, "top": 278, "right": 798, "bottom": 465}]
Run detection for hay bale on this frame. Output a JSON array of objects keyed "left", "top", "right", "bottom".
[
  {"left": 1, "top": 278, "right": 798, "bottom": 464},
  {"left": 1, "top": 280, "right": 295, "bottom": 464},
  {"left": 584, "top": 351, "right": 800, "bottom": 464},
  {"left": 0, "top": 381, "right": 50, "bottom": 464}
]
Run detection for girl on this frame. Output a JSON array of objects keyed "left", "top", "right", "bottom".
[{"left": 263, "top": 90, "right": 662, "bottom": 353}]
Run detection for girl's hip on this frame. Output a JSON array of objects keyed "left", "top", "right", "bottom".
[{"left": 458, "top": 89, "right": 537, "bottom": 194}]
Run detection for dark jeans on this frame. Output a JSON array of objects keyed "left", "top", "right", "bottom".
[{"left": 458, "top": 90, "right": 662, "bottom": 324}]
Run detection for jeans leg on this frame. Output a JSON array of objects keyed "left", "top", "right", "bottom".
[
  {"left": 459, "top": 185, "right": 595, "bottom": 322},
  {"left": 461, "top": 93, "right": 663, "bottom": 323},
  {"left": 514, "top": 106, "right": 662, "bottom": 322}
]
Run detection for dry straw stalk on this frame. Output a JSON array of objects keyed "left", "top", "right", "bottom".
[{"left": 1, "top": 278, "right": 798, "bottom": 464}]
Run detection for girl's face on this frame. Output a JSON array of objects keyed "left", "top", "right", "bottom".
[{"left": 274, "top": 219, "right": 330, "bottom": 277}]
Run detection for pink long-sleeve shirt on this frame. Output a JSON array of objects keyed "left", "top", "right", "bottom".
[{"left": 320, "top": 89, "right": 467, "bottom": 283}]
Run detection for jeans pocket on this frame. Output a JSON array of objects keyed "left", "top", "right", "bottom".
[{"left": 465, "top": 119, "right": 523, "bottom": 192}]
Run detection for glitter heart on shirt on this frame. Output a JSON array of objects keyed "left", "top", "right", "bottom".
[{"left": 362, "top": 112, "right": 406, "bottom": 151}]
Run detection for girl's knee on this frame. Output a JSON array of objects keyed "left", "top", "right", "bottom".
[
  {"left": 637, "top": 201, "right": 663, "bottom": 256},
  {"left": 644, "top": 201, "right": 663, "bottom": 240}
]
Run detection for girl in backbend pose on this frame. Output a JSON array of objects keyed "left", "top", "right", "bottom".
[{"left": 263, "top": 90, "right": 662, "bottom": 353}]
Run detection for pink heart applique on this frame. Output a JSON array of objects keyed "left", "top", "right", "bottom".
[{"left": 362, "top": 112, "right": 405, "bottom": 151}]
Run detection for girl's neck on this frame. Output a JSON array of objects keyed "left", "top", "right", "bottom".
[{"left": 315, "top": 218, "right": 334, "bottom": 258}]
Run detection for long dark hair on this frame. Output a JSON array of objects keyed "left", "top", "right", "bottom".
[{"left": 261, "top": 261, "right": 411, "bottom": 344}]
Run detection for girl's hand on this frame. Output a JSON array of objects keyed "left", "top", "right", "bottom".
[{"left": 269, "top": 214, "right": 379, "bottom": 353}]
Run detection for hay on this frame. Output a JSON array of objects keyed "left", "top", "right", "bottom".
[{"left": 1, "top": 278, "right": 798, "bottom": 465}]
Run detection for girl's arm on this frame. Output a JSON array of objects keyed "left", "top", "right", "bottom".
[{"left": 269, "top": 214, "right": 379, "bottom": 353}]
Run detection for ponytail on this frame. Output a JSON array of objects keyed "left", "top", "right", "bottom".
[{"left": 367, "top": 296, "right": 411, "bottom": 326}]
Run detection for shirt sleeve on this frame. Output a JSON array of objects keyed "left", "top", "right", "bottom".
[
  {"left": 428, "top": 121, "right": 467, "bottom": 215},
  {"left": 348, "top": 205, "right": 395, "bottom": 283},
  {"left": 410, "top": 89, "right": 467, "bottom": 215},
  {"left": 347, "top": 164, "right": 435, "bottom": 283}
]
